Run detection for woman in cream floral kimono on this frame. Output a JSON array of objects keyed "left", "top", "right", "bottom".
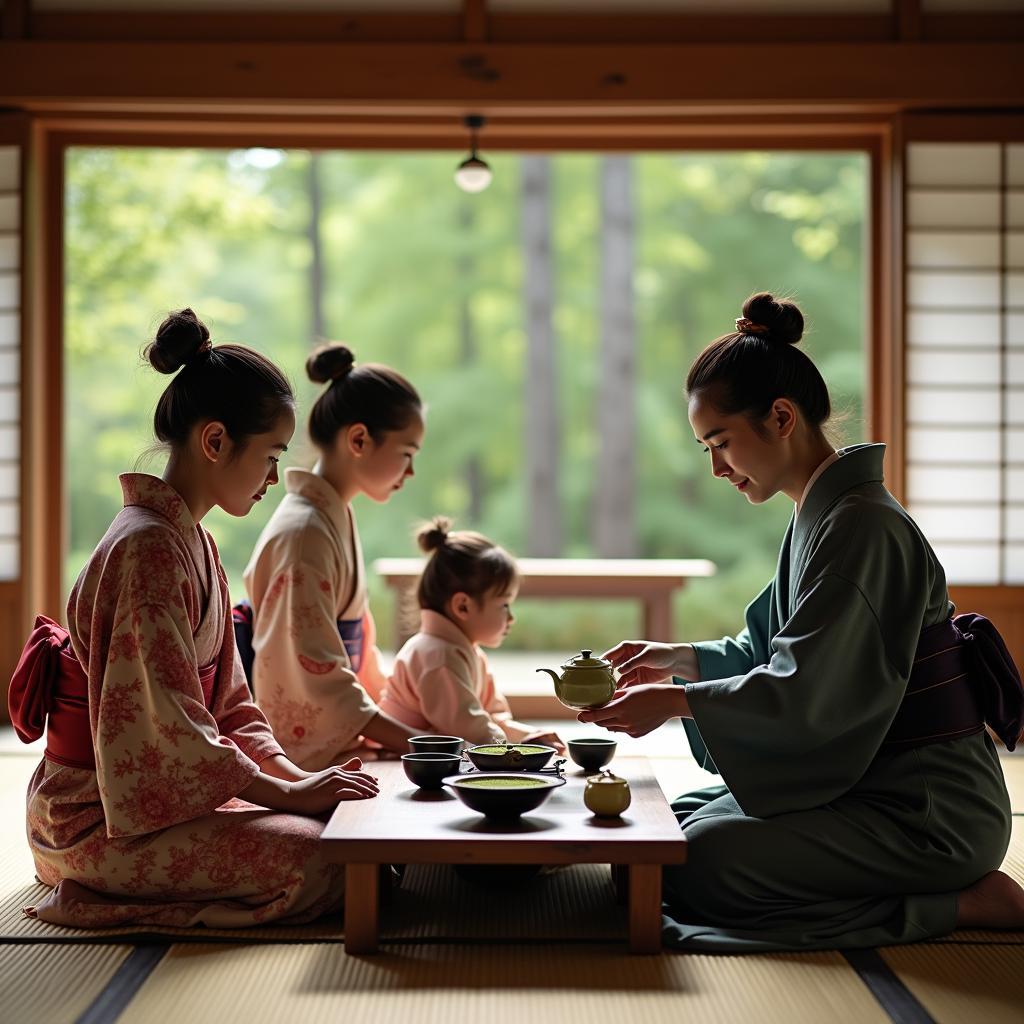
[
  {"left": 19, "top": 309, "right": 378, "bottom": 929},
  {"left": 244, "top": 344, "right": 423, "bottom": 767}
]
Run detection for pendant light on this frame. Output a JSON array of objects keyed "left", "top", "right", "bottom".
[{"left": 454, "top": 114, "right": 493, "bottom": 193}]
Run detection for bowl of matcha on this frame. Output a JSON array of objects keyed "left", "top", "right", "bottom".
[
  {"left": 442, "top": 772, "right": 565, "bottom": 820},
  {"left": 464, "top": 743, "right": 556, "bottom": 772}
]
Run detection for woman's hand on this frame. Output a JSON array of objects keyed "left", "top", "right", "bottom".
[
  {"left": 286, "top": 758, "right": 380, "bottom": 815},
  {"left": 602, "top": 641, "right": 699, "bottom": 687},
  {"left": 577, "top": 684, "right": 690, "bottom": 738}
]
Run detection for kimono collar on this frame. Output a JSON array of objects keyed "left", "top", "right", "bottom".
[
  {"left": 284, "top": 467, "right": 348, "bottom": 534},
  {"left": 795, "top": 443, "right": 886, "bottom": 535},
  {"left": 119, "top": 473, "right": 198, "bottom": 540},
  {"left": 419, "top": 608, "right": 478, "bottom": 657}
]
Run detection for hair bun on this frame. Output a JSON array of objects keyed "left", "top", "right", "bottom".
[
  {"left": 146, "top": 308, "right": 211, "bottom": 374},
  {"left": 307, "top": 343, "right": 355, "bottom": 385},
  {"left": 416, "top": 516, "right": 452, "bottom": 555},
  {"left": 742, "top": 292, "right": 804, "bottom": 346}
]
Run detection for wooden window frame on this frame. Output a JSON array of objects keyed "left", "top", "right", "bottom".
[{"left": 17, "top": 111, "right": 897, "bottom": 645}]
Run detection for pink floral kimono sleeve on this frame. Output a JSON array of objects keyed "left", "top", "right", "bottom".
[{"left": 84, "top": 535, "right": 265, "bottom": 839}]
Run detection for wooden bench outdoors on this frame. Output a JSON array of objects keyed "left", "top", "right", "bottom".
[{"left": 373, "top": 557, "right": 717, "bottom": 648}]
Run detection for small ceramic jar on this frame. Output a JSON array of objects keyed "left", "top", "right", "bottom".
[{"left": 583, "top": 770, "right": 631, "bottom": 817}]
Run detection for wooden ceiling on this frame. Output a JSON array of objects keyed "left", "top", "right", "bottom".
[
  {"left": 2, "top": 0, "right": 1022, "bottom": 43},
  {"left": 0, "top": 1, "right": 1021, "bottom": 118}
]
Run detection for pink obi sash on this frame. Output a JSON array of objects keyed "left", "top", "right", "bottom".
[{"left": 7, "top": 614, "right": 218, "bottom": 771}]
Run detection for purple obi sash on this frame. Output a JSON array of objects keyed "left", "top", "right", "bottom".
[
  {"left": 232, "top": 600, "right": 364, "bottom": 684},
  {"left": 336, "top": 617, "right": 365, "bottom": 674},
  {"left": 882, "top": 612, "right": 1024, "bottom": 752}
]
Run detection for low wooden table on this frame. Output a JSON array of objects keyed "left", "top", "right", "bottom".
[
  {"left": 373, "top": 557, "right": 716, "bottom": 646},
  {"left": 321, "top": 756, "right": 686, "bottom": 955}
]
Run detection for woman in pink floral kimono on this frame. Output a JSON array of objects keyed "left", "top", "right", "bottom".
[
  {"left": 243, "top": 344, "right": 425, "bottom": 766},
  {"left": 15, "top": 309, "right": 378, "bottom": 929}
]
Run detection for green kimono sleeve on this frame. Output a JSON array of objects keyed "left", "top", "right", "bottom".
[
  {"left": 691, "top": 580, "right": 774, "bottom": 681},
  {"left": 678, "top": 581, "right": 774, "bottom": 775},
  {"left": 684, "top": 573, "right": 908, "bottom": 818}
]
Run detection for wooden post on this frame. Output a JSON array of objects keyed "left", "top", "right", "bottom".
[
  {"left": 461, "top": 0, "right": 487, "bottom": 44},
  {"left": 642, "top": 592, "right": 673, "bottom": 643},
  {"left": 627, "top": 863, "right": 662, "bottom": 954},
  {"left": 344, "top": 862, "right": 380, "bottom": 954}
]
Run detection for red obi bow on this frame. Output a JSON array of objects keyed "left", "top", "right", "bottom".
[{"left": 8, "top": 615, "right": 88, "bottom": 744}]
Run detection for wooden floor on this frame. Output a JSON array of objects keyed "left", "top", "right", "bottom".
[{"left": 1, "top": 723, "right": 1022, "bottom": 1024}]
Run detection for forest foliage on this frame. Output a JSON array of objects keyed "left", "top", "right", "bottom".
[{"left": 65, "top": 147, "right": 865, "bottom": 649}]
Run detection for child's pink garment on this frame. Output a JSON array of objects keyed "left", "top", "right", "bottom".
[
  {"left": 25, "top": 474, "right": 344, "bottom": 929},
  {"left": 380, "top": 609, "right": 531, "bottom": 746},
  {"left": 244, "top": 468, "right": 390, "bottom": 770}
]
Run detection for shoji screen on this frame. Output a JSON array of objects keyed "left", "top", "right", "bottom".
[
  {"left": 905, "top": 141, "right": 1024, "bottom": 585},
  {"left": 0, "top": 143, "right": 19, "bottom": 582}
]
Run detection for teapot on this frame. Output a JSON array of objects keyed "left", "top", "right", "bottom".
[
  {"left": 536, "top": 649, "right": 617, "bottom": 710},
  {"left": 584, "top": 769, "right": 632, "bottom": 818}
]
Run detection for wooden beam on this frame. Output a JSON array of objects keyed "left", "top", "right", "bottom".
[
  {"left": 27, "top": 11, "right": 1024, "bottom": 46},
  {"left": 32, "top": 11, "right": 461, "bottom": 44},
  {"left": 0, "top": 42, "right": 1022, "bottom": 111},
  {"left": 462, "top": 0, "right": 487, "bottom": 45},
  {"left": 894, "top": 0, "right": 923, "bottom": 43},
  {"left": 1, "top": 0, "right": 29, "bottom": 40}
]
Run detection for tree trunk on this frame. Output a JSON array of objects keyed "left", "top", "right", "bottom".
[
  {"left": 307, "top": 151, "right": 326, "bottom": 341},
  {"left": 458, "top": 198, "right": 483, "bottom": 523},
  {"left": 521, "top": 156, "right": 561, "bottom": 556},
  {"left": 594, "top": 155, "right": 636, "bottom": 556}
]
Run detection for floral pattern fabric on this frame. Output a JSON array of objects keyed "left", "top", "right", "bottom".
[
  {"left": 244, "top": 468, "right": 390, "bottom": 770},
  {"left": 25, "top": 474, "right": 343, "bottom": 929}
]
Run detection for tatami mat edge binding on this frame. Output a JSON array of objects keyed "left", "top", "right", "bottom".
[{"left": 0, "top": 942, "right": 134, "bottom": 1024}]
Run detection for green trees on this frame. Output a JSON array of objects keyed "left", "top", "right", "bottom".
[{"left": 65, "top": 147, "right": 864, "bottom": 648}]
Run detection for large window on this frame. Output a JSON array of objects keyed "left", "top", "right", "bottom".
[{"left": 65, "top": 147, "right": 866, "bottom": 647}]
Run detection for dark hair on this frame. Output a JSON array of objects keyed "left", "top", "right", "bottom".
[
  {"left": 144, "top": 308, "right": 294, "bottom": 448},
  {"left": 685, "top": 292, "right": 831, "bottom": 431},
  {"left": 416, "top": 516, "right": 518, "bottom": 614},
  {"left": 306, "top": 343, "right": 421, "bottom": 450}
]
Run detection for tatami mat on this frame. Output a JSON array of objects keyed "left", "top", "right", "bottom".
[
  {"left": 881, "top": 943, "right": 1024, "bottom": 1024},
  {"left": 0, "top": 942, "right": 134, "bottom": 1024},
  {"left": 933, "top": 816, "right": 1024, "bottom": 946},
  {"left": 116, "top": 942, "right": 890, "bottom": 1024},
  {"left": 1000, "top": 754, "right": 1024, "bottom": 813},
  {"left": 0, "top": 863, "right": 623, "bottom": 944},
  {"left": 2, "top": 750, "right": 1022, "bottom": 949}
]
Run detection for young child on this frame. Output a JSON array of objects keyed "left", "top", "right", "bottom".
[
  {"left": 12, "top": 309, "right": 378, "bottom": 929},
  {"left": 380, "top": 517, "right": 563, "bottom": 751},
  {"left": 244, "top": 343, "right": 423, "bottom": 767}
]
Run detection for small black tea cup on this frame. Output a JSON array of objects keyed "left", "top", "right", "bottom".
[
  {"left": 567, "top": 737, "right": 617, "bottom": 772},
  {"left": 402, "top": 752, "right": 463, "bottom": 790},
  {"left": 408, "top": 735, "right": 464, "bottom": 755}
]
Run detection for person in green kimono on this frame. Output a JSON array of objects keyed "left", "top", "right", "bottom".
[{"left": 580, "top": 291, "right": 1024, "bottom": 951}]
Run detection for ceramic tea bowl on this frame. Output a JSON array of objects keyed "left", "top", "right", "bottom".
[
  {"left": 408, "top": 735, "right": 464, "bottom": 755},
  {"left": 567, "top": 737, "right": 617, "bottom": 772},
  {"left": 442, "top": 772, "right": 565, "bottom": 820},
  {"left": 464, "top": 743, "right": 557, "bottom": 773},
  {"left": 401, "top": 752, "right": 463, "bottom": 790}
]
